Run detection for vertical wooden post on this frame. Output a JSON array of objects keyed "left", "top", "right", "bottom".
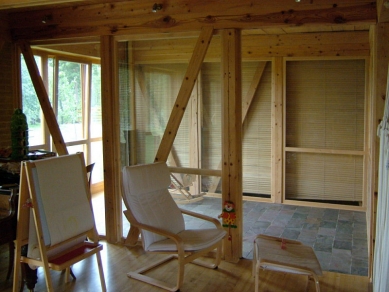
[
  {"left": 101, "top": 35, "right": 122, "bottom": 243},
  {"left": 221, "top": 29, "right": 242, "bottom": 263},
  {"left": 128, "top": 41, "right": 137, "bottom": 165},
  {"left": 19, "top": 41, "right": 68, "bottom": 156},
  {"left": 272, "top": 57, "right": 283, "bottom": 203},
  {"left": 368, "top": 23, "right": 389, "bottom": 280}
]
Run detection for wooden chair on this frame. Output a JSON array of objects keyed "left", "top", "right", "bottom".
[
  {"left": 121, "top": 162, "right": 226, "bottom": 291},
  {"left": 0, "top": 187, "right": 18, "bottom": 280},
  {"left": 86, "top": 162, "right": 95, "bottom": 188},
  {"left": 253, "top": 234, "right": 322, "bottom": 292}
]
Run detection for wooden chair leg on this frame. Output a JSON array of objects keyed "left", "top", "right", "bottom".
[
  {"left": 96, "top": 251, "right": 106, "bottom": 292},
  {"left": 65, "top": 267, "right": 76, "bottom": 283}
]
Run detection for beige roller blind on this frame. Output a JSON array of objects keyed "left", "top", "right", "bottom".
[
  {"left": 200, "top": 62, "right": 272, "bottom": 195},
  {"left": 285, "top": 59, "right": 365, "bottom": 203},
  {"left": 200, "top": 62, "right": 222, "bottom": 191},
  {"left": 242, "top": 61, "right": 271, "bottom": 196}
]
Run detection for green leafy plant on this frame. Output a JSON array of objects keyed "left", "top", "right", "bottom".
[{"left": 10, "top": 108, "right": 29, "bottom": 160}]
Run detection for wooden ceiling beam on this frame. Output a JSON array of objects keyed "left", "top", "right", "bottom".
[
  {"left": 377, "top": 0, "right": 389, "bottom": 22},
  {"left": 0, "top": 0, "right": 96, "bottom": 10},
  {"left": 6, "top": 0, "right": 376, "bottom": 41}
]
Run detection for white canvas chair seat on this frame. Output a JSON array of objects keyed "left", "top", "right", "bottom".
[
  {"left": 147, "top": 228, "right": 226, "bottom": 252},
  {"left": 122, "top": 162, "right": 226, "bottom": 291}
]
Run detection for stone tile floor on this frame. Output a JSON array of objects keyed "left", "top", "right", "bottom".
[
  {"left": 93, "top": 194, "right": 368, "bottom": 276},
  {"left": 178, "top": 197, "right": 368, "bottom": 276}
]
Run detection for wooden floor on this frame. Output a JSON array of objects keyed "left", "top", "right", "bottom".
[{"left": 0, "top": 241, "right": 371, "bottom": 292}]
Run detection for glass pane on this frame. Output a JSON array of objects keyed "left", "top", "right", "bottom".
[
  {"left": 91, "top": 141, "right": 103, "bottom": 183},
  {"left": 22, "top": 55, "right": 45, "bottom": 146},
  {"left": 91, "top": 64, "right": 102, "bottom": 138},
  {"left": 57, "top": 60, "right": 84, "bottom": 142},
  {"left": 67, "top": 144, "right": 85, "bottom": 154}
]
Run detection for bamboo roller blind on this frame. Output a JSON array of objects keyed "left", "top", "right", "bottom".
[
  {"left": 201, "top": 63, "right": 222, "bottom": 191},
  {"left": 285, "top": 59, "right": 365, "bottom": 202},
  {"left": 242, "top": 61, "right": 271, "bottom": 196}
]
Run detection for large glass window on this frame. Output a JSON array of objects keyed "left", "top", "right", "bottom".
[
  {"left": 57, "top": 60, "right": 84, "bottom": 142},
  {"left": 21, "top": 52, "right": 103, "bottom": 186},
  {"left": 22, "top": 55, "right": 45, "bottom": 147}
]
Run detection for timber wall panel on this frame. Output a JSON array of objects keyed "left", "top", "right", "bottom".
[
  {"left": 131, "top": 31, "right": 370, "bottom": 64},
  {"left": 0, "top": 42, "right": 13, "bottom": 148}
]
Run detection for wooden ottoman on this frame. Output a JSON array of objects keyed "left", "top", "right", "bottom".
[{"left": 253, "top": 234, "right": 322, "bottom": 292}]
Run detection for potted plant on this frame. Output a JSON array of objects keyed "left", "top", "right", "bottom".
[{"left": 10, "top": 108, "right": 29, "bottom": 160}]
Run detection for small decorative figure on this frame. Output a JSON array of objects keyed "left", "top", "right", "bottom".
[{"left": 219, "top": 200, "right": 237, "bottom": 241}]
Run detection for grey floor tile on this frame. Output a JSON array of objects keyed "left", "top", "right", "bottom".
[
  {"left": 333, "top": 239, "right": 352, "bottom": 250},
  {"left": 353, "top": 238, "right": 368, "bottom": 248},
  {"left": 338, "top": 210, "right": 354, "bottom": 221},
  {"left": 315, "top": 251, "right": 332, "bottom": 270},
  {"left": 314, "top": 235, "right": 334, "bottom": 252},
  {"left": 336, "top": 220, "right": 353, "bottom": 234},
  {"left": 335, "top": 233, "right": 352, "bottom": 241},
  {"left": 292, "top": 212, "right": 308, "bottom": 220},
  {"left": 264, "top": 225, "right": 284, "bottom": 237},
  {"left": 271, "top": 218, "right": 289, "bottom": 227},
  {"left": 299, "top": 229, "right": 318, "bottom": 240},
  {"left": 354, "top": 222, "right": 367, "bottom": 232},
  {"left": 281, "top": 228, "right": 300, "bottom": 240},
  {"left": 281, "top": 204, "right": 297, "bottom": 210},
  {"left": 296, "top": 206, "right": 311, "bottom": 214},
  {"left": 302, "top": 222, "right": 320, "bottom": 230},
  {"left": 351, "top": 258, "right": 368, "bottom": 276},
  {"left": 286, "top": 218, "right": 305, "bottom": 228},
  {"left": 352, "top": 246, "right": 368, "bottom": 260},
  {"left": 323, "top": 209, "right": 339, "bottom": 221},
  {"left": 353, "top": 212, "right": 367, "bottom": 223},
  {"left": 318, "top": 227, "right": 336, "bottom": 236},
  {"left": 320, "top": 221, "right": 337, "bottom": 228},
  {"left": 330, "top": 249, "right": 352, "bottom": 274}
]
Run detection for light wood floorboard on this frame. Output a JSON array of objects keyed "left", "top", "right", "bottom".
[{"left": 0, "top": 241, "right": 370, "bottom": 291}]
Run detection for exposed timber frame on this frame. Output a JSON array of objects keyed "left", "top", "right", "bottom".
[
  {"left": 18, "top": 42, "right": 68, "bottom": 156},
  {"left": 221, "top": 29, "right": 243, "bottom": 262},
  {"left": 101, "top": 35, "right": 122, "bottom": 243}
]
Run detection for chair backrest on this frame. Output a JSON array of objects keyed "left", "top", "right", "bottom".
[
  {"left": 86, "top": 163, "right": 95, "bottom": 188},
  {"left": 122, "top": 162, "right": 185, "bottom": 250}
]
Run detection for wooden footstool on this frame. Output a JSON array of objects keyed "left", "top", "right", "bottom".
[{"left": 253, "top": 234, "right": 322, "bottom": 292}]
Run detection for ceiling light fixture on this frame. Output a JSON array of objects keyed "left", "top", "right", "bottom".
[{"left": 152, "top": 3, "right": 163, "bottom": 13}]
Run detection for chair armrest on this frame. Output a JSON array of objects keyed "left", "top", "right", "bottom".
[{"left": 179, "top": 208, "right": 222, "bottom": 229}]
